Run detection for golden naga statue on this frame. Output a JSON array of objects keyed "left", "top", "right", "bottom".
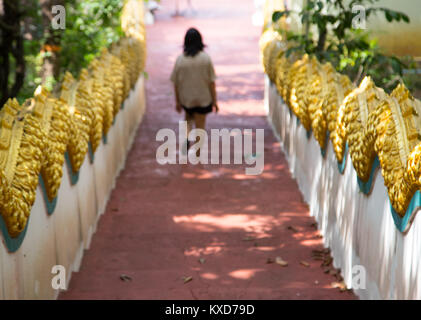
[
  {"left": 0, "top": 0, "right": 146, "bottom": 238},
  {"left": 333, "top": 76, "right": 389, "bottom": 173},
  {"left": 262, "top": 24, "right": 421, "bottom": 219},
  {"left": 34, "top": 86, "right": 71, "bottom": 202},
  {"left": 374, "top": 85, "right": 421, "bottom": 216},
  {"left": 0, "top": 98, "right": 45, "bottom": 237}
]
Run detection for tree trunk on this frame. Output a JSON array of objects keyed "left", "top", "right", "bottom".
[
  {"left": 317, "top": 27, "right": 327, "bottom": 53},
  {"left": 0, "top": 0, "right": 25, "bottom": 107},
  {"left": 304, "top": 0, "right": 309, "bottom": 43},
  {"left": 10, "top": 28, "right": 25, "bottom": 97}
]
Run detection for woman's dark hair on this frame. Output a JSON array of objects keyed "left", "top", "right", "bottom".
[{"left": 183, "top": 28, "right": 205, "bottom": 57}]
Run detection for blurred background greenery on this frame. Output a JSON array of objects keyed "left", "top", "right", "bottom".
[
  {"left": 272, "top": 0, "right": 421, "bottom": 96},
  {"left": 0, "top": 0, "right": 124, "bottom": 107}
]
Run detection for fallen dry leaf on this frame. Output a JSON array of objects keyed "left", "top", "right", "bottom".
[
  {"left": 183, "top": 276, "right": 193, "bottom": 284},
  {"left": 119, "top": 274, "right": 132, "bottom": 282},
  {"left": 198, "top": 258, "right": 206, "bottom": 264},
  {"left": 329, "top": 269, "right": 337, "bottom": 276},
  {"left": 300, "top": 261, "right": 310, "bottom": 267},
  {"left": 331, "top": 281, "right": 347, "bottom": 291},
  {"left": 311, "top": 249, "right": 324, "bottom": 255},
  {"left": 275, "top": 256, "right": 288, "bottom": 267}
]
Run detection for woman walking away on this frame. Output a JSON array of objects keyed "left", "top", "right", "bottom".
[{"left": 170, "top": 27, "right": 218, "bottom": 156}]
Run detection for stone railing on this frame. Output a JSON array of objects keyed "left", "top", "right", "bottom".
[
  {"left": 261, "top": 1, "right": 421, "bottom": 299},
  {"left": 0, "top": 0, "right": 146, "bottom": 299}
]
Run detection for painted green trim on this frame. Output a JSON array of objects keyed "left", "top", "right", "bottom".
[
  {"left": 38, "top": 174, "right": 58, "bottom": 215},
  {"left": 296, "top": 117, "right": 312, "bottom": 139},
  {"left": 357, "top": 157, "right": 380, "bottom": 195},
  {"left": 64, "top": 152, "right": 80, "bottom": 185},
  {"left": 88, "top": 141, "right": 95, "bottom": 164},
  {"left": 392, "top": 191, "right": 421, "bottom": 233},
  {"left": 337, "top": 143, "right": 348, "bottom": 174},
  {"left": 320, "top": 131, "right": 330, "bottom": 158}
]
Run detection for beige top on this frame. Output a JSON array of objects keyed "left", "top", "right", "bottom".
[{"left": 170, "top": 51, "right": 216, "bottom": 108}]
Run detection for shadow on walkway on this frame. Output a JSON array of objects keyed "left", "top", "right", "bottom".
[{"left": 60, "top": 0, "right": 356, "bottom": 300}]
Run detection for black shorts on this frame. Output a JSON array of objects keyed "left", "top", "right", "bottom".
[{"left": 182, "top": 103, "right": 213, "bottom": 116}]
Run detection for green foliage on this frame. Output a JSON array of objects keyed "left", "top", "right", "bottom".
[
  {"left": 59, "top": 0, "right": 124, "bottom": 80},
  {"left": 8, "top": 0, "right": 124, "bottom": 103},
  {"left": 0, "top": 0, "right": 41, "bottom": 104},
  {"left": 272, "top": 0, "right": 415, "bottom": 93}
]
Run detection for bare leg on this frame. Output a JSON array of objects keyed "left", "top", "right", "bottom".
[
  {"left": 184, "top": 111, "right": 194, "bottom": 153},
  {"left": 185, "top": 112, "right": 194, "bottom": 137},
  {"left": 193, "top": 113, "right": 206, "bottom": 157},
  {"left": 193, "top": 112, "right": 206, "bottom": 130}
]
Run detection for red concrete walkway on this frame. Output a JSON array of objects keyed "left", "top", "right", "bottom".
[{"left": 60, "top": 0, "right": 355, "bottom": 300}]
